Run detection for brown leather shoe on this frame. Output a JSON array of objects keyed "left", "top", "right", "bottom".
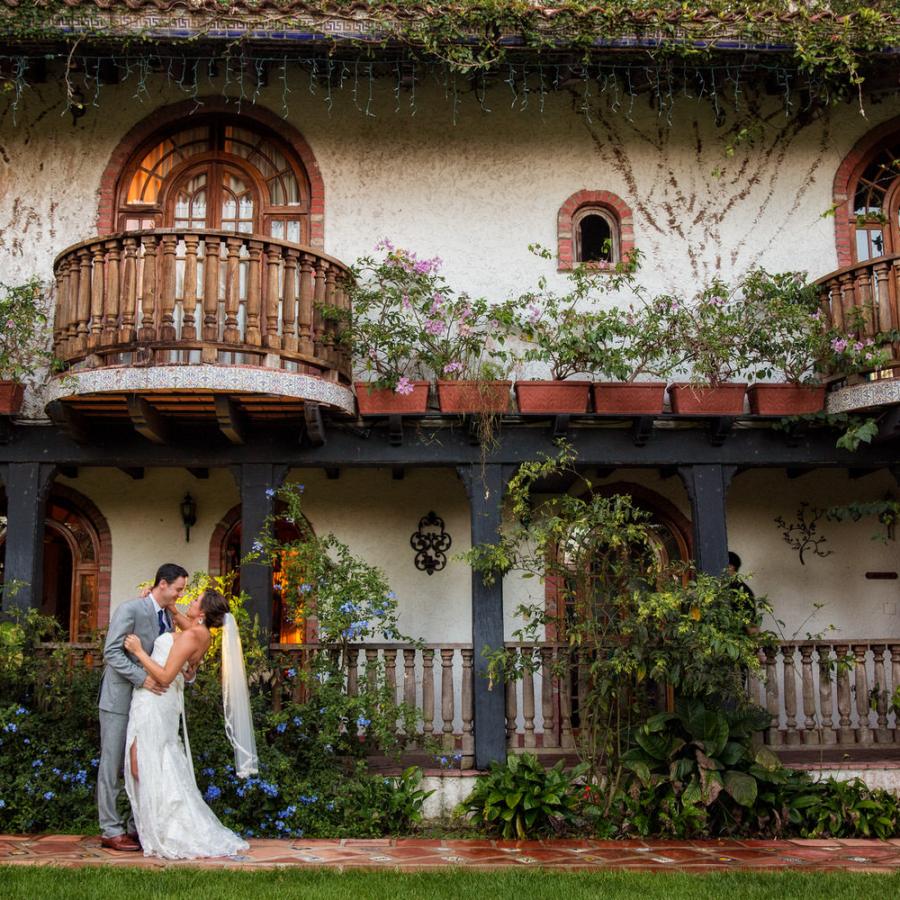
[
  {"left": 127, "top": 832, "right": 142, "bottom": 850},
  {"left": 101, "top": 834, "right": 141, "bottom": 852}
]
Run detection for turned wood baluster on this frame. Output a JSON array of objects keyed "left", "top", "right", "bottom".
[
  {"left": 891, "top": 261, "right": 900, "bottom": 353},
  {"left": 365, "top": 648, "right": 378, "bottom": 693},
  {"left": 346, "top": 646, "right": 359, "bottom": 697},
  {"left": 799, "top": 644, "right": 819, "bottom": 744},
  {"left": 75, "top": 247, "right": 92, "bottom": 353},
  {"left": 852, "top": 643, "right": 873, "bottom": 744},
  {"left": 782, "top": 644, "right": 800, "bottom": 745},
  {"left": 873, "top": 261, "right": 892, "bottom": 335},
  {"left": 559, "top": 649, "right": 575, "bottom": 749},
  {"left": 158, "top": 234, "right": 178, "bottom": 342},
  {"left": 826, "top": 279, "right": 843, "bottom": 332},
  {"left": 137, "top": 235, "right": 157, "bottom": 343},
  {"left": 834, "top": 645, "right": 855, "bottom": 743},
  {"left": 264, "top": 243, "right": 282, "bottom": 350},
  {"left": 321, "top": 264, "right": 336, "bottom": 363},
  {"left": 384, "top": 648, "right": 398, "bottom": 707},
  {"left": 281, "top": 248, "right": 299, "bottom": 353},
  {"left": 440, "top": 648, "right": 455, "bottom": 750},
  {"left": 64, "top": 255, "right": 81, "bottom": 356},
  {"left": 541, "top": 646, "right": 558, "bottom": 748},
  {"left": 871, "top": 644, "right": 890, "bottom": 743},
  {"left": 223, "top": 237, "right": 243, "bottom": 344},
  {"left": 817, "top": 644, "right": 837, "bottom": 745},
  {"left": 422, "top": 648, "right": 435, "bottom": 739},
  {"left": 461, "top": 648, "right": 474, "bottom": 763},
  {"left": 181, "top": 235, "right": 199, "bottom": 341},
  {"left": 271, "top": 666, "right": 283, "bottom": 714},
  {"left": 119, "top": 237, "right": 138, "bottom": 344},
  {"left": 838, "top": 273, "right": 855, "bottom": 334},
  {"left": 890, "top": 645, "right": 900, "bottom": 741},
  {"left": 297, "top": 253, "right": 315, "bottom": 355},
  {"left": 856, "top": 267, "right": 876, "bottom": 337},
  {"left": 505, "top": 648, "right": 518, "bottom": 748},
  {"left": 403, "top": 648, "right": 417, "bottom": 739},
  {"left": 52, "top": 262, "right": 66, "bottom": 356},
  {"left": 202, "top": 237, "right": 220, "bottom": 342},
  {"left": 102, "top": 240, "right": 120, "bottom": 346},
  {"left": 764, "top": 645, "right": 781, "bottom": 745},
  {"left": 522, "top": 647, "right": 536, "bottom": 749},
  {"left": 88, "top": 243, "right": 105, "bottom": 349}
]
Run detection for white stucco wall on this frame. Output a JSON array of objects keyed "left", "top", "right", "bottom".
[{"left": 3, "top": 74, "right": 900, "bottom": 308}]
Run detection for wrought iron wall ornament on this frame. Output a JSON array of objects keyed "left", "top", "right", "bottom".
[{"left": 411, "top": 511, "right": 451, "bottom": 575}]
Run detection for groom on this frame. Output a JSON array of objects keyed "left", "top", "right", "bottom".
[{"left": 97, "top": 563, "right": 188, "bottom": 851}]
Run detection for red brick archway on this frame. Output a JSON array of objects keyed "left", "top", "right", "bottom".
[
  {"left": 832, "top": 115, "right": 900, "bottom": 268},
  {"left": 557, "top": 189, "right": 635, "bottom": 271},
  {"left": 96, "top": 97, "right": 326, "bottom": 248}
]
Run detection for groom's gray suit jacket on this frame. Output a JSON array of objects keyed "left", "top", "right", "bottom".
[{"left": 99, "top": 596, "right": 166, "bottom": 715}]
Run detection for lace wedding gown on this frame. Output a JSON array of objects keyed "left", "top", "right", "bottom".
[{"left": 124, "top": 632, "right": 249, "bottom": 859}]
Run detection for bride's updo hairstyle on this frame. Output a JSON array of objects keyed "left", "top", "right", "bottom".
[{"left": 200, "top": 589, "right": 229, "bottom": 629}]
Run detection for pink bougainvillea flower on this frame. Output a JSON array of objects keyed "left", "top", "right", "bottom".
[{"left": 394, "top": 376, "right": 415, "bottom": 395}]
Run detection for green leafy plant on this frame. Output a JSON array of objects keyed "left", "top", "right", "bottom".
[
  {"left": 0, "top": 278, "right": 55, "bottom": 382},
  {"left": 459, "top": 752, "right": 585, "bottom": 839}
]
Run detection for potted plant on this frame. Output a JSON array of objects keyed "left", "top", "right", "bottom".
[
  {"left": 0, "top": 278, "right": 53, "bottom": 415},
  {"left": 666, "top": 280, "right": 751, "bottom": 415},
  {"left": 741, "top": 270, "right": 830, "bottom": 415},
  {"left": 341, "top": 241, "right": 434, "bottom": 414}
]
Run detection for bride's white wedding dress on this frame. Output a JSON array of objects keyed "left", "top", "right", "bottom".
[{"left": 124, "top": 632, "right": 248, "bottom": 859}]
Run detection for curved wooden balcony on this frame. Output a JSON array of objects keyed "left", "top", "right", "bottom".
[
  {"left": 48, "top": 230, "right": 355, "bottom": 433},
  {"left": 53, "top": 229, "right": 351, "bottom": 377},
  {"left": 815, "top": 255, "right": 900, "bottom": 342}
]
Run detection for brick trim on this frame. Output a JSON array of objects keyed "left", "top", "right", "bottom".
[
  {"left": 47, "top": 484, "right": 113, "bottom": 629},
  {"left": 208, "top": 503, "right": 242, "bottom": 576},
  {"left": 96, "top": 97, "right": 326, "bottom": 248},
  {"left": 557, "top": 189, "right": 635, "bottom": 271},
  {"left": 832, "top": 116, "right": 900, "bottom": 268}
]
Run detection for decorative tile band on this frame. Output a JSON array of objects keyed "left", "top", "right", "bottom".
[
  {"left": 45, "top": 365, "right": 356, "bottom": 415},
  {"left": 826, "top": 380, "right": 900, "bottom": 414}
]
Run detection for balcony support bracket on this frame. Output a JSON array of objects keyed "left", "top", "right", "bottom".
[
  {"left": 215, "top": 395, "right": 246, "bottom": 446},
  {"left": 47, "top": 400, "right": 93, "bottom": 445},
  {"left": 304, "top": 403, "right": 326, "bottom": 447},
  {"left": 631, "top": 415, "right": 654, "bottom": 447},
  {"left": 127, "top": 395, "right": 171, "bottom": 445},
  {"left": 388, "top": 414, "right": 404, "bottom": 447}
]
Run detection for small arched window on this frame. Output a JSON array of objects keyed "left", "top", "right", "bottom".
[
  {"left": 848, "top": 141, "right": 900, "bottom": 262},
  {"left": 574, "top": 209, "right": 619, "bottom": 264}
]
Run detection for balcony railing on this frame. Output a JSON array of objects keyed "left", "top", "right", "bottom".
[
  {"left": 52, "top": 229, "right": 352, "bottom": 380},
  {"left": 816, "top": 255, "right": 900, "bottom": 347}
]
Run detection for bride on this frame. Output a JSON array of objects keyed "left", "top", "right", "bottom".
[{"left": 122, "top": 589, "right": 257, "bottom": 859}]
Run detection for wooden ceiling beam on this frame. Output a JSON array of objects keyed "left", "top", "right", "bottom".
[
  {"left": 127, "top": 395, "right": 172, "bottom": 445},
  {"left": 214, "top": 395, "right": 246, "bottom": 445},
  {"left": 46, "top": 400, "right": 93, "bottom": 444}
]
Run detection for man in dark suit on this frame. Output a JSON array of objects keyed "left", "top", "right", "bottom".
[{"left": 97, "top": 563, "right": 188, "bottom": 851}]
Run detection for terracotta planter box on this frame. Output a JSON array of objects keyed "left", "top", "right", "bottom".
[
  {"left": 437, "top": 380, "right": 511, "bottom": 414},
  {"left": 515, "top": 380, "right": 590, "bottom": 414},
  {"left": 668, "top": 382, "right": 747, "bottom": 415},
  {"left": 0, "top": 380, "right": 24, "bottom": 415},
  {"left": 354, "top": 381, "right": 430, "bottom": 415},
  {"left": 747, "top": 383, "right": 826, "bottom": 416},
  {"left": 592, "top": 381, "right": 667, "bottom": 415}
]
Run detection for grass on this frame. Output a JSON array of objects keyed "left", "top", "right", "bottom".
[{"left": 2, "top": 867, "right": 899, "bottom": 900}]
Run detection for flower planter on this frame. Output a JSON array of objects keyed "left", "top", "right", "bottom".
[
  {"left": 667, "top": 382, "right": 747, "bottom": 415},
  {"left": 354, "top": 381, "right": 430, "bottom": 415},
  {"left": 437, "top": 380, "right": 511, "bottom": 414},
  {"left": 515, "top": 380, "right": 590, "bottom": 414},
  {"left": 592, "top": 382, "right": 667, "bottom": 415},
  {"left": 747, "top": 383, "right": 826, "bottom": 415},
  {"left": 0, "top": 380, "right": 24, "bottom": 415}
]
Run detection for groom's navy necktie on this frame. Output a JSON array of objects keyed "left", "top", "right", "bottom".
[{"left": 157, "top": 609, "right": 167, "bottom": 635}]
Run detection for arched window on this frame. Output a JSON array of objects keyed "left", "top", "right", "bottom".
[
  {"left": 115, "top": 117, "right": 311, "bottom": 243},
  {"left": 847, "top": 140, "right": 900, "bottom": 262},
  {"left": 557, "top": 190, "right": 635, "bottom": 271},
  {"left": 574, "top": 209, "right": 619, "bottom": 264},
  {"left": 0, "top": 488, "right": 111, "bottom": 642}
]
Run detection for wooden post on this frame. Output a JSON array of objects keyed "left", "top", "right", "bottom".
[
  {"left": 817, "top": 644, "right": 837, "bottom": 745},
  {"left": 835, "top": 644, "right": 855, "bottom": 744},
  {"left": 799, "top": 644, "right": 819, "bottom": 745},
  {"left": 181, "top": 234, "right": 200, "bottom": 341},
  {"left": 852, "top": 643, "right": 872, "bottom": 745},
  {"left": 458, "top": 464, "right": 511, "bottom": 768},
  {"left": 0, "top": 464, "right": 56, "bottom": 613},
  {"left": 678, "top": 465, "right": 736, "bottom": 575},
  {"left": 138, "top": 235, "right": 157, "bottom": 343},
  {"left": 422, "top": 648, "right": 435, "bottom": 739}
]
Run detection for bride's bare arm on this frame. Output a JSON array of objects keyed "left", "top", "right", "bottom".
[
  {"left": 123, "top": 631, "right": 203, "bottom": 686},
  {"left": 170, "top": 606, "right": 193, "bottom": 632}
]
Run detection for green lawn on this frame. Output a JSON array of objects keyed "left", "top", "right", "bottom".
[{"left": 2, "top": 867, "right": 898, "bottom": 900}]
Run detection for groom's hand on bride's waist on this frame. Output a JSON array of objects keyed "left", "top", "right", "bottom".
[{"left": 143, "top": 676, "right": 167, "bottom": 695}]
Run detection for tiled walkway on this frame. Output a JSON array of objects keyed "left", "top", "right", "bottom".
[{"left": 2, "top": 835, "right": 900, "bottom": 871}]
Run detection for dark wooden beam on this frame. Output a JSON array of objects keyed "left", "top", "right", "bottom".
[
  {"left": 58, "top": 465, "right": 79, "bottom": 479},
  {"left": 631, "top": 415, "right": 654, "bottom": 447},
  {"left": 214, "top": 395, "right": 246, "bottom": 445},
  {"left": 187, "top": 467, "right": 210, "bottom": 479},
  {"left": 127, "top": 395, "right": 171, "bottom": 444},
  {"left": 46, "top": 400, "right": 93, "bottom": 444},
  {"left": 678, "top": 465, "right": 736, "bottom": 576},
  {"left": 304, "top": 403, "right": 326, "bottom": 447},
  {"left": 659, "top": 466, "right": 678, "bottom": 480},
  {"left": 786, "top": 467, "right": 811, "bottom": 480},
  {"left": 388, "top": 414, "right": 403, "bottom": 447},
  {"left": 118, "top": 467, "right": 144, "bottom": 480},
  {"left": 325, "top": 467, "right": 340, "bottom": 480}
]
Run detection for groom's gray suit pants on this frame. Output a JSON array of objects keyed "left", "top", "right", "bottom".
[{"left": 98, "top": 709, "right": 135, "bottom": 838}]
